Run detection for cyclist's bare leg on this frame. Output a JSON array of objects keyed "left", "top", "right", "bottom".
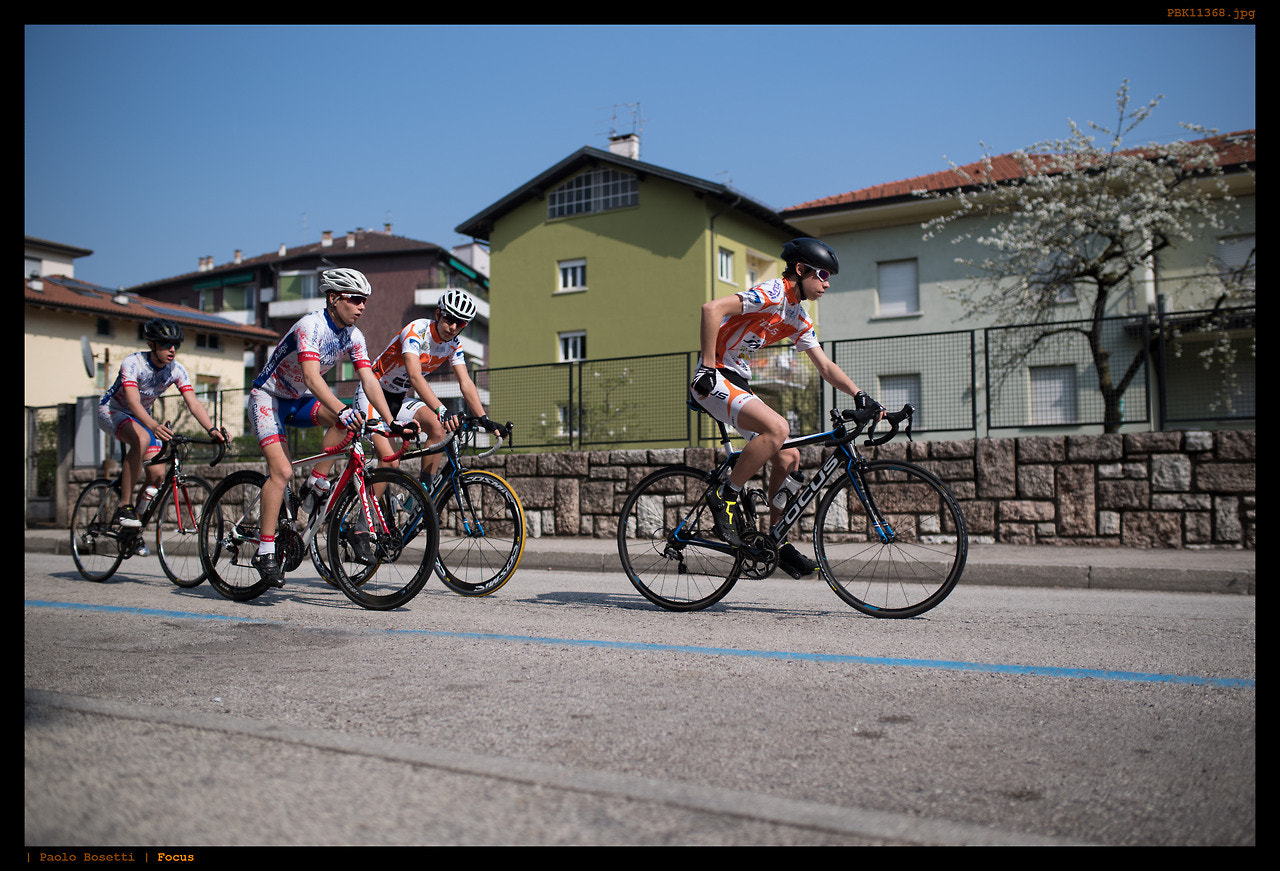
[
  {"left": 258, "top": 439, "right": 293, "bottom": 542},
  {"left": 726, "top": 399, "right": 789, "bottom": 492},
  {"left": 415, "top": 407, "right": 448, "bottom": 478},
  {"left": 118, "top": 419, "right": 161, "bottom": 508},
  {"left": 767, "top": 447, "right": 801, "bottom": 527}
]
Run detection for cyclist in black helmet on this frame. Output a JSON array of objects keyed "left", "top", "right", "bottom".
[
  {"left": 97, "top": 318, "right": 225, "bottom": 532},
  {"left": 689, "top": 237, "right": 882, "bottom": 577}
]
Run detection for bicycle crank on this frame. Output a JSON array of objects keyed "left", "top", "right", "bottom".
[{"left": 738, "top": 530, "right": 779, "bottom": 580}]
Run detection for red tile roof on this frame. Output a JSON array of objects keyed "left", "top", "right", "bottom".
[
  {"left": 785, "top": 130, "right": 1255, "bottom": 213},
  {"left": 26, "top": 274, "right": 278, "bottom": 341}
]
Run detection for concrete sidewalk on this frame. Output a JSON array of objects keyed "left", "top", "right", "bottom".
[{"left": 27, "top": 525, "right": 1254, "bottom": 595}]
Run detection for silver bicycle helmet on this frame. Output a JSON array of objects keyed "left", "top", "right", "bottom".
[
  {"left": 320, "top": 267, "right": 373, "bottom": 297},
  {"left": 437, "top": 289, "right": 478, "bottom": 322}
]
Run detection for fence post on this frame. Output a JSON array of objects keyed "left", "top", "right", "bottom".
[{"left": 56, "top": 403, "right": 76, "bottom": 527}]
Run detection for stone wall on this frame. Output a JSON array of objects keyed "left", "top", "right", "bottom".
[
  {"left": 474, "top": 429, "right": 1255, "bottom": 549},
  {"left": 67, "top": 430, "right": 1255, "bottom": 549}
]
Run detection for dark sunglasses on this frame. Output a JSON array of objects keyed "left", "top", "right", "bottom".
[
  {"left": 439, "top": 312, "right": 471, "bottom": 327},
  {"left": 805, "top": 264, "right": 832, "bottom": 282},
  {"left": 153, "top": 341, "right": 181, "bottom": 350}
]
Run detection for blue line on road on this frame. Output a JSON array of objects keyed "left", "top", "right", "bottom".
[{"left": 26, "top": 599, "right": 1255, "bottom": 689}]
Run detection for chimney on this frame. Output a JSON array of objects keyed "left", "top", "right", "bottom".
[
  {"left": 279, "top": 243, "right": 287, "bottom": 256},
  {"left": 321, "top": 231, "right": 333, "bottom": 247},
  {"left": 346, "top": 231, "right": 356, "bottom": 248},
  {"left": 608, "top": 132, "right": 640, "bottom": 161},
  {"left": 234, "top": 249, "right": 243, "bottom": 264},
  {"left": 384, "top": 222, "right": 392, "bottom": 234}
]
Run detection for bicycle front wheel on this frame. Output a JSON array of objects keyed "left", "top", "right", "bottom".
[
  {"left": 616, "top": 465, "right": 742, "bottom": 611},
  {"left": 155, "top": 475, "right": 214, "bottom": 587},
  {"left": 199, "top": 469, "right": 274, "bottom": 602},
  {"left": 328, "top": 469, "right": 438, "bottom": 610},
  {"left": 434, "top": 470, "right": 526, "bottom": 597},
  {"left": 813, "top": 459, "right": 967, "bottom": 618},
  {"left": 70, "top": 479, "right": 125, "bottom": 582}
]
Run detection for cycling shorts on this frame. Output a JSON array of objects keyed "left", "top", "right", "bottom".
[
  {"left": 248, "top": 388, "right": 323, "bottom": 448},
  {"left": 690, "top": 367, "right": 762, "bottom": 440},
  {"left": 96, "top": 406, "right": 163, "bottom": 454},
  {"left": 352, "top": 387, "right": 426, "bottom": 427}
]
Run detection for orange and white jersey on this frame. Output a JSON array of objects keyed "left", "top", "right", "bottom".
[
  {"left": 707, "top": 277, "right": 818, "bottom": 381},
  {"left": 369, "top": 318, "right": 465, "bottom": 394}
]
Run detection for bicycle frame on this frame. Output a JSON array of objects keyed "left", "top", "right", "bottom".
[
  {"left": 115, "top": 433, "right": 227, "bottom": 539},
  {"left": 690, "top": 404, "right": 914, "bottom": 557},
  {"left": 286, "top": 427, "right": 405, "bottom": 552}
]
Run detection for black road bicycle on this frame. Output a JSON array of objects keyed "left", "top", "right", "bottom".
[
  {"left": 397, "top": 415, "right": 525, "bottom": 597},
  {"left": 70, "top": 429, "right": 227, "bottom": 586},
  {"left": 617, "top": 404, "right": 967, "bottom": 617}
]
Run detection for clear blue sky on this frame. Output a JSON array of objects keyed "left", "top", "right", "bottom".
[{"left": 25, "top": 24, "right": 1256, "bottom": 290}]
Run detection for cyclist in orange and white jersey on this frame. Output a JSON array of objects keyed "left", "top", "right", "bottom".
[
  {"left": 97, "top": 318, "right": 224, "bottom": 531},
  {"left": 353, "top": 289, "right": 504, "bottom": 488},
  {"left": 690, "top": 237, "right": 882, "bottom": 576}
]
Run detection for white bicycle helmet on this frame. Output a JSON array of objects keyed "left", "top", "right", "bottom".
[
  {"left": 320, "top": 267, "right": 373, "bottom": 297},
  {"left": 437, "top": 289, "right": 478, "bottom": 322}
]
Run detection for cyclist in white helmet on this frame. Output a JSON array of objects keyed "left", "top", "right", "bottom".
[
  {"left": 355, "top": 288, "right": 505, "bottom": 488},
  {"left": 247, "top": 267, "right": 415, "bottom": 586},
  {"left": 690, "top": 237, "right": 882, "bottom": 577}
]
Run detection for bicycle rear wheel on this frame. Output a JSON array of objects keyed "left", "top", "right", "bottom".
[
  {"left": 434, "top": 470, "right": 526, "bottom": 597},
  {"left": 328, "top": 469, "right": 438, "bottom": 610},
  {"left": 199, "top": 470, "right": 274, "bottom": 602},
  {"left": 70, "top": 479, "right": 125, "bottom": 582},
  {"left": 155, "top": 475, "right": 214, "bottom": 587},
  {"left": 813, "top": 459, "right": 967, "bottom": 618},
  {"left": 616, "top": 465, "right": 742, "bottom": 611}
]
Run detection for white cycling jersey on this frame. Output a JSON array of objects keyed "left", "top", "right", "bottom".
[
  {"left": 100, "top": 351, "right": 194, "bottom": 414},
  {"left": 368, "top": 318, "right": 465, "bottom": 394},
  {"left": 252, "top": 308, "right": 372, "bottom": 399},
  {"left": 705, "top": 277, "right": 818, "bottom": 382}
]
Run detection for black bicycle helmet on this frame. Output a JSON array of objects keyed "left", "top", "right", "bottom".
[
  {"left": 781, "top": 237, "right": 839, "bottom": 275},
  {"left": 144, "top": 318, "right": 184, "bottom": 344}
]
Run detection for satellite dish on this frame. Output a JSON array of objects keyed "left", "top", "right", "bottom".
[{"left": 80, "top": 336, "right": 97, "bottom": 379}]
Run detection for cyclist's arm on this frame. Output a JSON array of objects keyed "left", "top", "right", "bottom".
[
  {"left": 699, "top": 294, "right": 743, "bottom": 365},
  {"left": 179, "top": 390, "right": 223, "bottom": 440},
  {"left": 402, "top": 351, "right": 448, "bottom": 416},
  {"left": 804, "top": 345, "right": 865, "bottom": 398},
  {"left": 120, "top": 383, "right": 173, "bottom": 441},
  {"left": 452, "top": 363, "right": 488, "bottom": 419},
  {"left": 354, "top": 364, "right": 399, "bottom": 429},
  {"left": 300, "top": 357, "right": 349, "bottom": 421}
]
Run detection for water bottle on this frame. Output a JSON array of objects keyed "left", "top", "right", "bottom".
[
  {"left": 137, "top": 485, "right": 159, "bottom": 515},
  {"left": 771, "top": 472, "right": 805, "bottom": 510},
  {"left": 301, "top": 476, "right": 332, "bottom": 516}
]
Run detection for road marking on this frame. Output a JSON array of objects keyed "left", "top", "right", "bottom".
[{"left": 26, "top": 599, "right": 1255, "bottom": 688}]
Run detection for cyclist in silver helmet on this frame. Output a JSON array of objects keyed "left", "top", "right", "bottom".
[{"left": 354, "top": 288, "right": 505, "bottom": 489}]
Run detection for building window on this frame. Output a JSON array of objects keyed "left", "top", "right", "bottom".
[
  {"left": 718, "top": 248, "right": 735, "bottom": 284},
  {"left": 1216, "top": 234, "right": 1255, "bottom": 290},
  {"left": 278, "top": 271, "right": 319, "bottom": 302},
  {"left": 876, "top": 259, "right": 919, "bottom": 317},
  {"left": 559, "top": 331, "right": 587, "bottom": 362},
  {"left": 558, "top": 259, "right": 587, "bottom": 292},
  {"left": 879, "top": 374, "right": 922, "bottom": 429},
  {"left": 548, "top": 168, "right": 638, "bottom": 218},
  {"left": 1029, "top": 365, "right": 1077, "bottom": 425},
  {"left": 222, "top": 282, "right": 255, "bottom": 312}
]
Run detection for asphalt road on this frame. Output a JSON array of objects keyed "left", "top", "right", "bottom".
[{"left": 25, "top": 552, "right": 1255, "bottom": 848}]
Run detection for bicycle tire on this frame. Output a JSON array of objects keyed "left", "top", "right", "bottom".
[
  {"left": 199, "top": 469, "right": 275, "bottom": 602},
  {"left": 155, "top": 475, "right": 214, "bottom": 587},
  {"left": 70, "top": 479, "right": 125, "bottom": 582},
  {"left": 813, "top": 459, "right": 967, "bottom": 618},
  {"left": 616, "top": 465, "right": 743, "bottom": 611},
  {"left": 328, "top": 468, "right": 439, "bottom": 610},
  {"left": 433, "top": 470, "right": 526, "bottom": 597}
]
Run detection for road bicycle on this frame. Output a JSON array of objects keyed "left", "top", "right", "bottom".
[
  {"left": 396, "top": 415, "right": 525, "bottom": 597},
  {"left": 198, "top": 420, "right": 438, "bottom": 610},
  {"left": 617, "top": 403, "right": 967, "bottom": 617},
  {"left": 70, "top": 429, "right": 227, "bottom": 586}
]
